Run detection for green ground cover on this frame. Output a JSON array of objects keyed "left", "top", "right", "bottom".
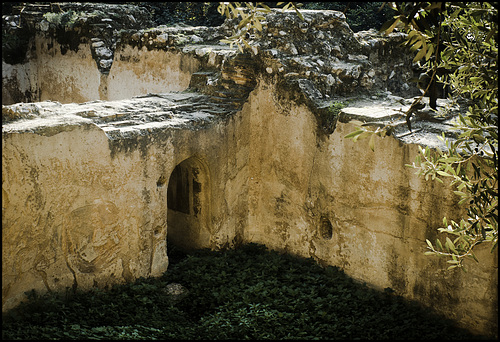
[{"left": 2, "top": 243, "right": 488, "bottom": 340}]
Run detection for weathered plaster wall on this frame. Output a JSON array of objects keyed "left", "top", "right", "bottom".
[
  {"left": 2, "top": 2, "right": 159, "bottom": 105},
  {"left": 2, "top": 37, "right": 203, "bottom": 104},
  {"left": 107, "top": 45, "right": 200, "bottom": 101},
  {"left": 35, "top": 36, "right": 101, "bottom": 103},
  {"left": 2, "top": 5, "right": 497, "bottom": 338},
  {"left": 1, "top": 61, "right": 38, "bottom": 104},
  {"left": 3, "top": 38, "right": 102, "bottom": 104},
  {"left": 246, "top": 82, "right": 317, "bottom": 249},
  {"left": 242, "top": 81, "right": 498, "bottom": 336},
  {"left": 2, "top": 123, "right": 162, "bottom": 310},
  {"left": 2, "top": 108, "right": 249, "bottom": 312}
]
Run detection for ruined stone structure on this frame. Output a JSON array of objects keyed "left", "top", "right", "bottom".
[{"left": 2, "top": 4, "right": 497, "bottom": 337}]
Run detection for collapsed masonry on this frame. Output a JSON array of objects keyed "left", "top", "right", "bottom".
[{"left": 2, "top": 3, "right": 497, "bottom": 337}]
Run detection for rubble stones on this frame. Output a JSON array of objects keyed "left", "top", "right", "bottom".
[
  {"left": 162, "top": 283, "right": 188, "bottom": 302},
  {"left": 2, "top": 4, "right": 459, "bottom": 143},
  {"left": 3, "top": 3, "right": 154, "bottom": 73},
  {"left": 254, "top": 10, "right": 418, "bottom": 103}
]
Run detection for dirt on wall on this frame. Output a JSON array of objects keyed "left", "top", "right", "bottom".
[{"left": 2, "top": 4, "right": 497, "bottom": 337}]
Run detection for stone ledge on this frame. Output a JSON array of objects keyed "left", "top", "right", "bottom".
[
  {"left": 334, "top": 94, "right": 463, "bottom": 150},
  {"left": 2, "top": 91, "right": 239, "bottom": 138},
  {"left": 2, "top": 90, "right": 464, "bottom": 152}
]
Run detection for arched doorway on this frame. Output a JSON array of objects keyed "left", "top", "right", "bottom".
[{"left": 166, "top": 157, "right": 211, "bottom": 254}]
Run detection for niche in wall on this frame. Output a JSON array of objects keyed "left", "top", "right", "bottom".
[
  {"left": 319, "top": 216, "right": 333, "bottom": 240},
  {"left": 166, "top": 156, "right": 211, "bottom": 252}
]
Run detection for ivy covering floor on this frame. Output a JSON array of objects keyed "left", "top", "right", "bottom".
[{"left": 2, "top": 243, "right": 490, "bottom": 340}]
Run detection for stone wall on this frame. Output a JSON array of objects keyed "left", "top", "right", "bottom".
[
  {"left": 2, "top": 4, "right": 497, "bottom": 337},
  {"left": 2, "top": 93, "right": 249, "bottom": 312},
  {"left": 242, "top": 81, "right": 497, "bottom": 335},
  {"left": 2, "top": 33, "right": 205, "bottom": 104}
]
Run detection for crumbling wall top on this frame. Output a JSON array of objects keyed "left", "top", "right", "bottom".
[
  {"left": 2, "top": 4, "right": 463, "bottom": 148},
  {"left": 2, "top": 91, "right": 239, "bottom": 138},
  {"left": 3, "top": 2, "right": 153, "bottom": 70}
]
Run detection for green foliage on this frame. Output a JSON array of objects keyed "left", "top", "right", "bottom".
[
  {"left": 133, "top": 2, "right": 224, "bottom": 27},
  {"left": 329, "top": 101, "right": 346, "bottom": 116},
  {"left": 343, "top": 123, "right": 391, "bottom": 152},
  {"left": 302, "top": 2, "right": 395, "bottom": 32},
  {"left": 346, "top": 2, "right": 498, "bottom": 270},
  {"left": 43, "top": 10, "right": 81, "bottom": 28},
  {"left": 401, "top": 2, "right": 498, "bottom": 270},
  {"left": 2, "top": 244, "right": 486, "bottom": 340},
  {"left": 217, "top": 2, "right": 301, "bottom": 53},
  {"left": 318, "top": 101, "right": 347, "bottom": 133}
]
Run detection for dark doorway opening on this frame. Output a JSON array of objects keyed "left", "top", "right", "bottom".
[{"left": 166, "top": 157, "right": 211, "bottom": 257}]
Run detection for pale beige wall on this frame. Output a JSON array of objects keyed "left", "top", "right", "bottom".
[
  {"left": 2, "top": 123, "right": 165, "bottom": 310},
  {"left": 1, "top": 106, "right": 249, "bottom": 312},
  {"left": 107, "top": 45, "right": 200, "bottom": 101},
  {"left": 312, "top": 123, "right": 497, "bottom": 335},
  {"left": 242, "top": 81, "right": 498, "bottom": 336},
  {"left": 245, "top": 82, "right": 318, "bottom": 249},
  {"left": 2, "top": 61, "right": 38, "bottom": 104},
  {"left": 2, "top": 37, "right": 200, "bottom": 105},
  {"left": 34, "top": 35, "right": 101, "bottom": 103}
]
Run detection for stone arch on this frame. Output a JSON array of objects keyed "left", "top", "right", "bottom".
[{"left": 166, "top": 156, "right": 211, "bottom": 252}]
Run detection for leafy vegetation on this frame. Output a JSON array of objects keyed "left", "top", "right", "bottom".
[
  {"left": 345, "top": 2, "right": 498, "bottom": 270},
  {"left": 301, "top": 2, "right": 395, "bottom": 32},
  {"left": 130, "top": 2, "right": 393, "bottom": 32},
  {"left": 43, "top": 10, "right": 81, "bottom": 28},
  {"left": 216, "top": 2, "right": 394, "bottom": 53},
  {"left": 2, "top": 243, "right": 487, "bottom": 340},
  {"left": 406, "top": 2, "right": 498, "bottom": 270},
  {"left": 132, "top": 2, "right": 225, "bottom": 27},
  {"left": 329, "top": 101, "right": 347, "bottom": 116}
]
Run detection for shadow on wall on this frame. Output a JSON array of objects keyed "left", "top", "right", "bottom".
[{"left": 167, "top": 156, "right": 211, "bottom": 253}]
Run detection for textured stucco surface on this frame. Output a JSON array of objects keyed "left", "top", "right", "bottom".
[
  {"left": 2, "top": 105, "right": 249, "bottom": 312},
  {"left": 3, "top": 81, "right": 497, "bottom": 336},
  {"left": 2, "top": 5, "right": 497, "bottom": 337},
  {"left": 242, "top": 82, "right": 497, "bottom": 335}
]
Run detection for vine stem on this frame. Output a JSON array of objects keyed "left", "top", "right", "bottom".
[
  {"left": 405, "top": 7, "right": 443, "bottom": 116},
  {"left": 427, "top": 235, "right": 482, "bottom": 266}
]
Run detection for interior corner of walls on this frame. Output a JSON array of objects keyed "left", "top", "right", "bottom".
[
  {"left": 180, "top": 52, "right": 201, "bottom": 75},
  {"left": 150, "top": 239, "right": 168, "bottom": 277},
  {"left": 98, "top": 72, "right": 109, "bottom": 101}
]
